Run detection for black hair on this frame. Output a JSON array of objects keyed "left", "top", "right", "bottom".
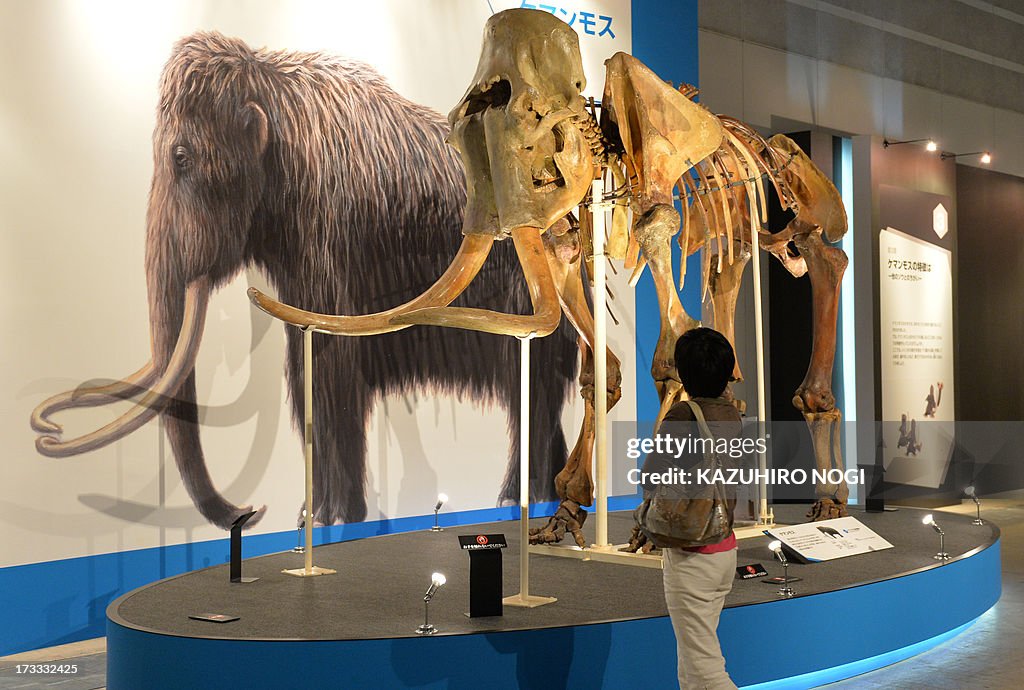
[{"left": 674, "top": 328, "right": 735, "bottom": 398}]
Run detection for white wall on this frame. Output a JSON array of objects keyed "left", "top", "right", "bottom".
[
  {"left": 0, "top": 0, "right": 635, "bottom": 568},
  {"left": 699, "top": 30, "right": 1024, "bottom": 178}
]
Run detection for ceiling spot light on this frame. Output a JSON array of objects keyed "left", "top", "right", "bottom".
[
  {"left": 940, "top": 150, "right": 993, "bottom": 164},
  {"left": 883, "top": 138, "right": 940, "bottom": 153}
]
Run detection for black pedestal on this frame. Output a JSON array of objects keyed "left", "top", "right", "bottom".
[
  {"left": 230, "top": 511, "right": 259, "bottom": 584},
  {"left": 468, "top": 550, "right": 503, "bottom": 617},
  {"left": 458, "top": 534, "right": 507, "bottom": 617}
]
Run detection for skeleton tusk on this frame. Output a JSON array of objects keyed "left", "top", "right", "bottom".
[
  {"left": 31, "top": 363, "right": 158, "bottom": 434},
  {"left": 390, "top": 226, "right": 561, "bottom": 337},
  {"left": 248, "top": 233, "right": 495, "bottom": 335},
  {"left": 36, "top": 279, "right": 210, "bottom": 457}
]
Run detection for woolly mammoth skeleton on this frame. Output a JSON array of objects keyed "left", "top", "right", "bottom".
[
  {"left": 30, "top": 31, "right": 579, "bottom": 530},
  {"left": 247, "top": 7, "right": 852, "bottom": 545}
]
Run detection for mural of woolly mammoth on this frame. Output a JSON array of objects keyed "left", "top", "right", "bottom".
[{"left": 29, "top": 32, "right": 579, "bottom": 530}]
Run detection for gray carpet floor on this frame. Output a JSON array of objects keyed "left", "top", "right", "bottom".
[{"left": 110, "top": 504, "right": 995, "bottom": 641}]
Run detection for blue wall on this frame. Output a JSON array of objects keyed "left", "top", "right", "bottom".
[{"left": 631, "top": 0, "right": 703, "bottom": 426}]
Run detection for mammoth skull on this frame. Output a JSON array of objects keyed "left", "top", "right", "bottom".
[{"left": 448, "top": 8, "right": 594, "bottom": 238}]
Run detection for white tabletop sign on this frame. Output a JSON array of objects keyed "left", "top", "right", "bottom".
[{"left": 765, "top": 517, "right": 894, "bottom": 563}]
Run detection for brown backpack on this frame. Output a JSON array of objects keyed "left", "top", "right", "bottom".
[{"left": 634, "top": 400, "right": 735, "bottom": 548}]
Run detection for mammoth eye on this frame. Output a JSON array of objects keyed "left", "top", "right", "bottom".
[{"left": 173, "top": 145, "right": 190, "bottom": 170}]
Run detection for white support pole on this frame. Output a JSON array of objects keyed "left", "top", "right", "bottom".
[
  {"left": 592, "top": 178, "right": 610, "bottom": 548},
  {"left": 520, "top": 334, "right": 530, "bottom": 596},
  {"left": 504, "top": 335, "right": 556, "bottom": 607},
  {"left": 304, "top": 325, "right": 314, "bottom": 569},
  {"left": 750, "top": 214, "right": 772, "bottom": 525},
  {"left": 283, "top": 327, "right": 335, "bottom": 577}
]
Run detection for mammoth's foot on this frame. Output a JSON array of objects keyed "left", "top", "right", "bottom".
[
  {"left": 806, "top": 498, "right": 848, "bottom": 521},
  {"left": 529, "top": 499, "right": 588, "bottom": 548},
  {"left": 622, "top": 524, "right": 658, "bottom": 554}
]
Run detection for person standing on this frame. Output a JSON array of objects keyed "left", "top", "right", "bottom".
[{"left": 644, "top": 328, "right": 741, "bottom": 690}]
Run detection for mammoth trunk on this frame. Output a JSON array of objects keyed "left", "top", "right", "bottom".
[{"left": 149, "top": 271, "right": 261, "bottom": 530}]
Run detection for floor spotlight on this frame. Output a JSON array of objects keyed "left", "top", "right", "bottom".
[
  {"left": 765, "top": 540, "right": 797, "bottom": 597},
  {"left": 432, "top": 493, "right": 449, "bottom": 532},
  {"left": 922, "top": 514, "right": 951, "bottom": 561},
  {"left": 926, "top": 140, "right": 938, "bottom": 152},
  {"left": 965, "top": 486, "right": 984, "bottom": 525},
  {"left": 416, "top": 572, "right": 447, "bottom": 635},
  {"left": 292, "top": 509, "right": 307, "bottom": 553}
]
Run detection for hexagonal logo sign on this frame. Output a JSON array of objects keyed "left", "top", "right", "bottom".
[{"left": 933, "top": 203, "right": 948, "bottom": 239}]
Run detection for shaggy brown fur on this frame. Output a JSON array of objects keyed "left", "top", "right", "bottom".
[{"left": 145, "top": 32, "right": 576, "bottom": 527}]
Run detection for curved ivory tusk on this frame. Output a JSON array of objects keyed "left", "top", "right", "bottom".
[
  {"left": 247, "top": 233, "right": 495, "bottom": 335},
  {"left": 390, "top": 226, "right": 561, "bottom": 337},
  {"left": 36, "top": 279, "right": 210, "bottom": 457},
  {"left": 31, "top": 364, "right": 158, "bottom": 434}
]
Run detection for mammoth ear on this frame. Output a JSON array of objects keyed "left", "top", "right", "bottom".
[{"left": 242, "top": 101, "right": 268, "bottom": 157}]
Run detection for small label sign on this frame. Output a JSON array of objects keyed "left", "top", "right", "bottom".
[
  {"left": 736, "top": 563, "right": 769, "bottom": 580},
  {"left": 459, "top": 534, "right": 508, "bottom": 550}
]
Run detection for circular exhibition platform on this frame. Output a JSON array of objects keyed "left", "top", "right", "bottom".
[{"left": 107, "top": 505, "right": 1000, "bottom": 689}]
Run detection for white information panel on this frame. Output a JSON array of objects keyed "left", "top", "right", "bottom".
[
  {"left": 879, "top": 227, "right": 956, "bottom": 488},
  {"left": 765, "top": 517, "right": 894, "bottom": 563}
]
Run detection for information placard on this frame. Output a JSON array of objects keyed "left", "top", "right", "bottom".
[
  {"left": 458, "top": 534, "right": 508, "bottom": 551},
  {"left": 879, "top": 225, "right": 955, "bottom": 488},
  {"left": 765, "top": 517, "right": 893, "bottom": 563}
]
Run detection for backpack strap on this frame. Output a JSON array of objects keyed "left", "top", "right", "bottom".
[{"left": 683, "top": 399, "right": 715, "bottom": 441}]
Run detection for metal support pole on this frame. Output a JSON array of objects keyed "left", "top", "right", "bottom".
[
  {"left": 520, "top": 334, "right": 530, "bottom": 597},
  {"left": 303, "top": 326, "right": 314, "bottom": 570},
  {"left": 593, "top": 178, "right": 609, "bottom": 548},
  {"left": 503, "top": 335, "right": 556, "bottom": 608},
  {"left": 283, "top": 327, "right": 335, "bottom": 577},
  {"left": 750, "top": 205, "right": 772, "bottom": 524}
]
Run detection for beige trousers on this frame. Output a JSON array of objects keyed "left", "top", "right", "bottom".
[{"left": 662, "top": 547, "right": 738, "bottom": 690}]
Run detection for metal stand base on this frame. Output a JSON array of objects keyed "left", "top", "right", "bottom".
[
  {"left": 972, "top": 519, "right": 985, "bottom": 526},
  {"left": 282, "top": 565, "right": 337, "bottom": 577},
  {"left": 502, "top": 593, "right": 557, "bottom": 608},
  {"left": 776, "top": 586, "right": 797, "bottom": 598},
  {"left": 415, "top": 624, "right": 437, "bottom": 635},
  {"left": 232, "top": 577, "right": 259, "bottom": 584},
  {"left": 735, "top": 522, "right": 778, "bottom": 540},
  {"left": 528, "top": 543, "right": 665, "bottom": 569},
  {"left": 933, "top": 552, "right": 951, "bottom": 561},
  {"left": 430, "top": 526, "right": 444, "bottom": 532}
]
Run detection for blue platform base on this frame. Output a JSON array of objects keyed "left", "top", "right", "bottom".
[{"left": 107, "top": 526, "right": 1000, "bottom": 689}]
